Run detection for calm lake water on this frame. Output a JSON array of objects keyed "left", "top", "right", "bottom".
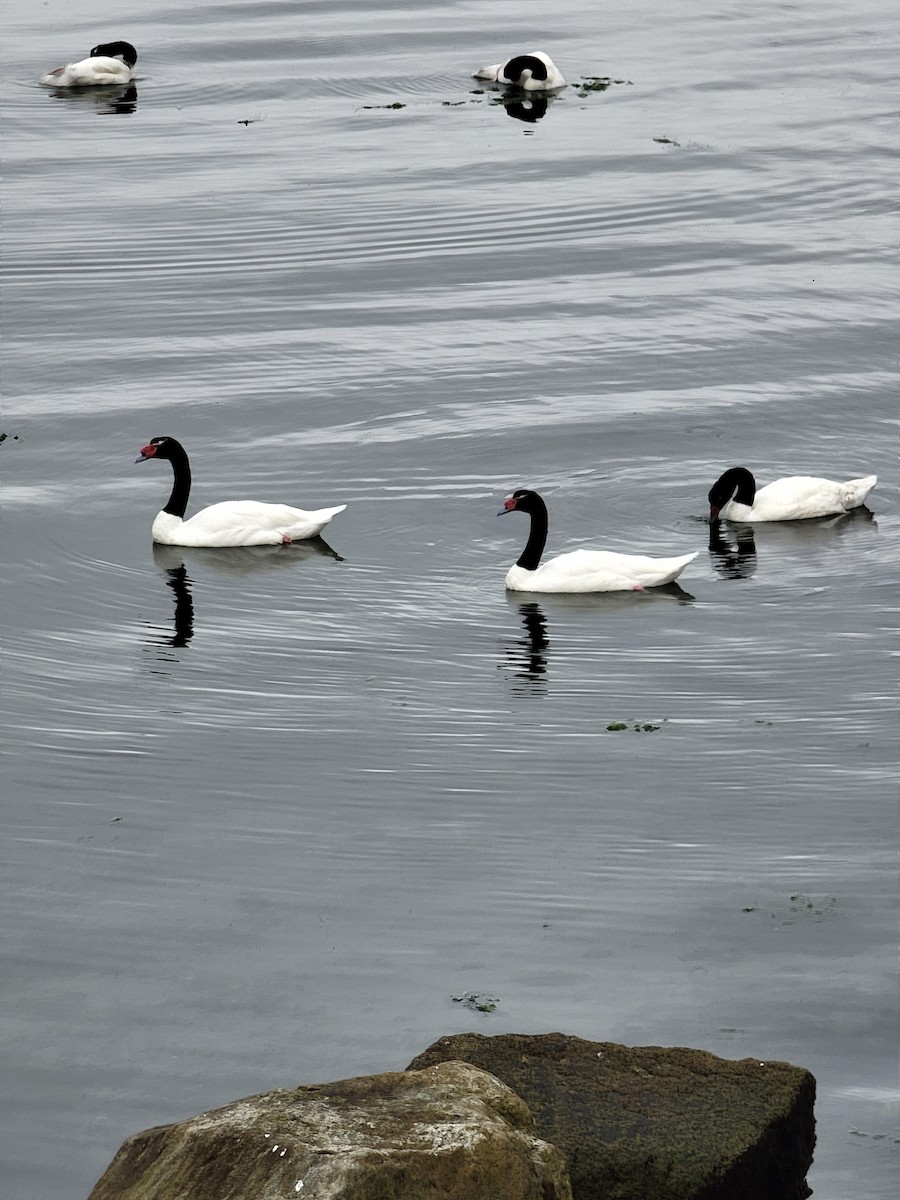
[{"left": 3, "top": 1, "right": 896, "bottom": 1196}]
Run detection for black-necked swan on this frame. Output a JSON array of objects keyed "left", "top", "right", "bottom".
[
  {"left": 500, "top": 489, "right": 697, "bottom": 592},
  {"left": 136, "top": 436, "right": 346, "bottom": 547},
  {"left": 40, "top": 41, "right": 137, "bottom": 87},
  {"left": 708, "top": 467, "right": 877, "bottom": 522},
  {"left": 473, "top": 52, "right": 566, "bottom": 91}
]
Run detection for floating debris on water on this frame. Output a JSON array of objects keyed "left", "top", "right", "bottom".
[
  {"left": 576, "top": 76, "right": 632, "bottom": 96},
  {"left": 452, "top": 991, "right": 499, "bottom": 1013}
]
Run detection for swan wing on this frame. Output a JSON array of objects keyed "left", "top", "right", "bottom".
[
  {"left": 158, "top": 501, "right": 346, "bottom": 547},
  {"left": 508, "top": 549, "right": 697, "bottom": 593},
  {"left": 41, "top": 56, "right": 131, "bottom": 86},
  {"left": 749, "top": 475, "right": 875, "bottom": 520},
  {"left": 592, "top": 549, "right": 698, "bottom": 585}
]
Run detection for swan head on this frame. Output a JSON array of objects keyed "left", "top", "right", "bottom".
[
  {"left": 499, "top": 488, "right": 545, "bottom": 517},
  {"left": 708, "top": 467, "right": 756, "bottom": 521},
  {"left": 136, "top": 435, "right": 179, "bottom": 464},
  {"left": 90, "top": 40, "right": 137, "bottom": 67}
]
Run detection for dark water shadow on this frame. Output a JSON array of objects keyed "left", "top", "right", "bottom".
[
  {"left": 708, "top": 521, "right": 757, "bottom": 581},
  {"left": 498, "top": 580, "right": 695, "bottom": 694},
  {"left": 505, "top": 581, "right": 696, "bottom": 608},
  {"left": 492, "top": 90, "right": 555, "bottom": 124},
  {"left": 476, "top": 80, "right": 562, "bottom": 123},
  {"left": 144, "top": 557, "right": 195, "bottom": 662},
  {"left": 46, "top": 83, "right": 138, "bottom": 115},
  {"left": 143, "top": 537, "right": 343, "bottom": 665},
  {"left": 720, "top": 505, "right": 877, "bottom": 548},
  {"left": 647, "top": 580, "right": 696, "bottom": 604},
  {"left": 499, "top": 600, "right": 550, "bottom": 694},
  {"left": 152, "top": 536, "right": 343, "bottom": 577}
]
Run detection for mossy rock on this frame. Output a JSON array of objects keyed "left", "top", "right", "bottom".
[
  {"left": 87, "top": 1060, "right": 572, "bottom": 1200},
  {"left": 408, "top": 1033, "right": 815, "bottom": 1200}
]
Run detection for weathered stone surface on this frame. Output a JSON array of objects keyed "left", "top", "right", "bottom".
[
  {"left": 408, "top": 1033, "right": 815, "bottom": 1200},
  {"left": 87, "top": 1059, "right": 573, "bottom": 1200}
]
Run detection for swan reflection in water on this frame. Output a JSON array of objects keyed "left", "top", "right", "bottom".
[
  {"left": 145, "top": 537, "right": 343, "bottom": 661},
  {"left": 754, "top": 504, "right": 878, "bottom": 543},
  {"left": 46, "top": 83, "right": 138, "bottom": 115},
  {"left": 145, "top": 546, "right": 195, "bottom": 657},
  {"left": 708, "top": 504, "right": 877, "bottom": 581},
  {"left": 500, "top": 601, "right": 551, "bottom": 694},
  {"left": 708, "top": 521, "right": 757, "bottom": 581},
  {"left": 491, "top": 91, "right": 555, "bottom": 123},
  {"left": 500, "top": 583, "right": 695, "bottom": 694},
  {"left": 153, "top": 536, "right": 343, "bottom": 576}
]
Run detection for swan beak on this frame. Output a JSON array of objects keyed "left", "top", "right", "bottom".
[
  {"left": 135, "top": 443, "right": 156, "bottom": 463},
  {"left": 135, "top": 452, "right": 149, "bottom": 463},
  {"left": 708, "top": 505, "right": 720, "bottom": 523},
  {"left": 498, "top": 497, "right": 517, "bottom": 516}
]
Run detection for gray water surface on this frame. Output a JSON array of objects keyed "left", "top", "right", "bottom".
[{"left": 3, "top": 1, "right": 897, "bottom": 1196}]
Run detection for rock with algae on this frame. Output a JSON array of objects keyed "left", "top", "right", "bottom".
[
  {"left": 408, "top": 1032, "right": 815, "bottom": 1200},
  {"left": 87, "top": 1059, "right": 572, "bottom": 1200}
]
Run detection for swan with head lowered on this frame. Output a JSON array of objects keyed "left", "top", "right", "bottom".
[
  {"left": 40, "top": 40, "right": 137, "bottom": 87},
  {"left": 136, "top": 436, "right": 346, "bottom": 547},
  {"left": 500, "top": 489, "right": 697, "bottom": 592},
  {"left": 473, "top": 51, "right": 566, "bottom": 91},
  {"left": 708, "top": 467, "right": 877, "bottom": 522}
]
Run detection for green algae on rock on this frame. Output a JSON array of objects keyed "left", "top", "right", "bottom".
[
  {"left": 87, "top": 1061, "right": 572, "bottom": 1200},
  {"left": 408, "top": 1032, "right": 815, "bottom": 1200}
]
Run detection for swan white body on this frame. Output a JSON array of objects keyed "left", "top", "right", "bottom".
[
  {"left": 137, "top": 436, "right": 346, "bottom": 547},
  {"left": 474, "top": 51, "right": 566, "bottom": 91},
  {"left": 501, "top": 488, "right": 697, "bottom": 593},
  {"left": 506, "top": 549, "right": 699, "bottom": 593},
  {"left": 714, "top": 473, "right": 877, "bottom": 523},
  {"left": 40, "top": 41, "right": 136, "bottom": 87},
  {"left": 150, "top": 502, "right": 347, "bottom": 548}
]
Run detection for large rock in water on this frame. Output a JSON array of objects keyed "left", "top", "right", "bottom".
[
  {"left": 87, "top": 1060, "right": 572, "bottom": 1200},
  {"left": 408, "top": 1033, "right": 815, "bottom": 1200}
]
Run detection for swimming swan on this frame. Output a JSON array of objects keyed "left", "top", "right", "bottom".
[
  {"left": 136, "top": 436, "right": 346, "bottom": 547},
  {"left": 708, "top": 467, "right": 877, "bottom": 522},
  {"left": 473, "top": 52, "right": 566, "bottom": 91},
  {"left": 501, "top": 489, "right": 697, "bottom": 592},
  {"left": 40, "top": 41, "right": 137, "bottom": 87}
]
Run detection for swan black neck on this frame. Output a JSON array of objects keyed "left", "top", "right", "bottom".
[
  {"left": 144, "top": 436, "right": 191, "bottom": 517},
  {"left": 709, "top": 466, "right": 756, "bottom": 515},
  {"left": 505, "top": 54, "right": 549, "bottom": 82},
  {"left": 90, "top": 40, "right": 138, "bottom": 67},
  {"left": 162, "top": 440, "right": 191, "bottom": 517},
  {"left": 710, "top": 465, "right": 753, "bottom": 504},
  {"left": 512, "top": 490, "right": 548, "bottom": 570}
]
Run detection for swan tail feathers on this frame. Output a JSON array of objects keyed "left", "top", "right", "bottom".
[
  {"left": 841, "top": 475, "right": 877, "bottom": 508},
  {"left": 317, "top": 504, "right": 348, "bottom": 523},
  {"left": 283, "top": 504, "right": 347, "bottom": 539},
  {"left": 654, "top": 550, "right": 699, "bottom": 585}
]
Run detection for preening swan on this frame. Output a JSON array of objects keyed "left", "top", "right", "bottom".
[
  {"left": 708, "top": 467, "right": 877, "bottom": 522},
  {"left": 136, "top": 436, "right": 346, "bottom": 547},
  {"left": 40, "top": 41, "right": 137, "bottom": 87},
  {"left": 500, "top": 489, "right": 697, "bottom": 592},
  {"left": 473, "top": 51, "right": 566, "bottom": 91}
]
